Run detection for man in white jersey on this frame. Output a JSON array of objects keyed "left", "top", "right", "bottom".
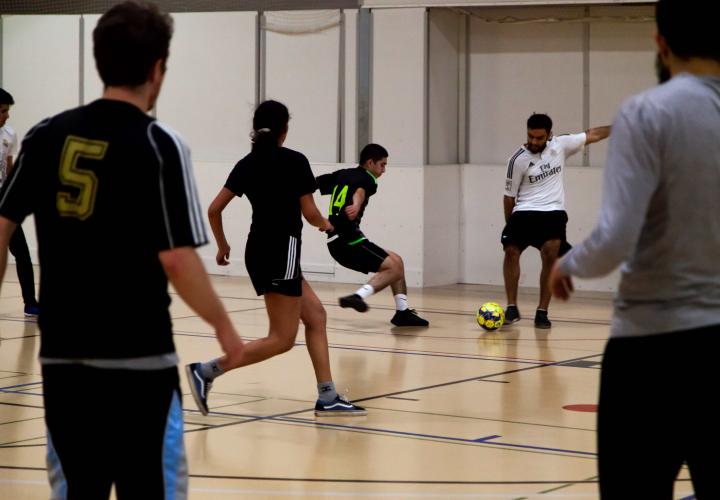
[
  {"left": 550, "top": 0, "right": 720, "bottom": 496},
  {"left": 0, "top": 88, "right": 40, "bottom": 317},
  {"left": 501, "top": 113, "right": 609, "bottom": 328}
]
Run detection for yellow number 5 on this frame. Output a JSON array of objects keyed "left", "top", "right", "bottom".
[{"left": 57, "top": 136, "right": 107, "bottom": 220}]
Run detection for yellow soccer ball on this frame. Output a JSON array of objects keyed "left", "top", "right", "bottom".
[{"left": 476, "top": 302, "right": 505, "bottom": 331}]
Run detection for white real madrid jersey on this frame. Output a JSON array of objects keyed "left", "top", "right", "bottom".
[
  {"left": 504, "top": 132, "right": 586, "bottom": 212},
  {"left": 0, "top": 125, "right": 18, "bottom": 187}
]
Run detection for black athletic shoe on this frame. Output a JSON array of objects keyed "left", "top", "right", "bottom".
[
  {"left": 504, "top": 305, "right": 520, "bottom": 324},
  {"left": 186, "top": 363, "right": 212, "bottom": 416},
  {"left": 391, "top": 309, "right": 429, "bottom": 327},
  {"left": 339, "top": 294, "right": 369, "bottom": 312},
  {"left": 23, "top": 304, "right": 40, "bottom": 318},
  {"left": 534, "top": 309, "right": 552, "bottom": 329},
  {"left": 315, "top": 395, "right": 367, "bottom": 416}
]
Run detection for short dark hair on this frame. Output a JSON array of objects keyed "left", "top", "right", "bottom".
[
  {"left": 251, "top": 100, "right": 290, "bottom": 151},
  {"left": 359, "top": 143, "right": 388, "bottom": 165},
  {"left": 657, "top": 0, "right": 720, "bottom": 62},
  {"left": 93, "top": 1, "right": 173, "bottom": 87},
  {"left": 0, "top": 88, "right": 14, "bottom": 106},
  {"left": 527, "top": 114, "right": 552, "bottom": 133}
]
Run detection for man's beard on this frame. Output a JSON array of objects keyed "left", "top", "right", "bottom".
[{"left": 655, "top": 53, "right": 671, "bottom": 84}]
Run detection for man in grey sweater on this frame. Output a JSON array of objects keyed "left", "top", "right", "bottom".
[{"left": 550, "top": 0, "right": 720, "bottom": 497}]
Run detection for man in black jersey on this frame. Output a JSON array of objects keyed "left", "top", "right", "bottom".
[
  {"left": 317, "top": 143, "right": 429, "bottom": 327},
  {"left": 0, "top": 3, "right": 243, "bottom": 498}
]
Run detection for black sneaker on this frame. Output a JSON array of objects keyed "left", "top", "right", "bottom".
[
  {"left": 504, "top": 305, "right": 520, "bottom": 324},
  {"left": 339, "top": 294, "right": 369, "bottom": 312},
  {"left": 185, "top": 363, "right": 212, "bottom": 416},
  {"left": 391, "top": 309, "right": 429, "bottom": 327},
  {"left": 315, "top": 395, "right": 367, "bottom": 416},
  {"left": 23, "top": 304, "right": 40, "bottom": 318},
  {"left": 534, "top": 309, "right": 552, "bottom": 329}
]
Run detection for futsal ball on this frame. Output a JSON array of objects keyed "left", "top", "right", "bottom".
[{"left": 476, "top": 302, "right": 505, "bottom": 331}]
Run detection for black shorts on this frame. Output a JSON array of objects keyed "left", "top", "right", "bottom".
[
  {"left": 43, "top": 364, "right": 186, "bottom": 500},
  {"left": 501, "top": 210, "right": 571, "bottom": 254},
  {"left": 245, "top": 235, "right": 303, "bottom": 296},
  {"left": 328, "top": 236, "right": 389, "bottom": 274},
  {"left": 598, "top": 325, "right": 720, "bottom": 499}
]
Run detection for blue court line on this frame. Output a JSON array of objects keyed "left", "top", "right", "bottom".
[
  {"left": 0, "top": 382, "right": 41, "bottom": 390},
  {"left": 0, "top": 390, "right": 43, "bottom": 396},
  {"left": 0, "top": 381, "right": 43, "bottom": 397},
  {"left": 277, "top": 416, "right": 596, "bottom": 457}
]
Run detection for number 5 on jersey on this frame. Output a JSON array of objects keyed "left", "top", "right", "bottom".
[
  {"left": 57, "top": 135, "right": 108, "bottom": 220},
  {"left": 329, "top": 184, "right": 348, "bottom": 216}
]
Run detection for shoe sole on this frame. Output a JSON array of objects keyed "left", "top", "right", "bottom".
[
  {"left": 339, "top": 298, "right": 369, "bottom": 312},
  {"left": 534, "top": 323, "right": 552, "bottom": 329},
  {"left": 391, "top": 321, "right": 429, "bottom": 327},
  {"left": 185, "top": 365, "right": 210, "bottom": 416},
  {"left": 315, "top": 409, "right": 368, "bottom": 417}
]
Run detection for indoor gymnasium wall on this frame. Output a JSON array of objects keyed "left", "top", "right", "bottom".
[{"left": 1, "top": 3, "right": 656, "bottom": 292}]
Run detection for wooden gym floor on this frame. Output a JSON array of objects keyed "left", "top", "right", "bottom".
[{"left": 0, "top": 270, "right": 696, "bottom": 499}]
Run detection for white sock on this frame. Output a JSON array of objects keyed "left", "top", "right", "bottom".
[
  {"left": 355, "top": 284, "right": 375, "bottom": 299},
  {"left": 394, "top": 293, "right": 409, "bottom": 311}
]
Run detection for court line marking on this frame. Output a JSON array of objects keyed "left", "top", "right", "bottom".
[
  {"left": 0, "top": 416, "right": 44, "bottom": 427},
  {"left": 265, "top": 417, "right": 596, "bottom": 458},
  {"left": 360, "top": 407, "right": 595, "bottom": 432},
  {"left": 0, "top": 401, "right": 44, "bottom": 410}
]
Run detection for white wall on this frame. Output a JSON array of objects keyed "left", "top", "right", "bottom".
[
  {"left": 427, "top": 9, "right": 460, "bottom": 165},
  {"left": 423, "top": 165, "right": 460, "bottom": 286},
  {"left": 159, "top": 12, "right": 256, "bottom": 163},
  {"left": 2, "top": 15, "right": 79, "bottom": 141},
  {"left": 266, "top": 13, "right": 340, "bottom": 163},
  {"left": 371, "top": 8, "right": 426, "bottom": 165},
  {"left": 588, "top": 8, "right": 657, "bottom": 167},
  {"left": 343, "top": 10, "right": 358, "bottom": 163},
  {"left": 469, "top": 9, "right": 585, "bottom": 166}
]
